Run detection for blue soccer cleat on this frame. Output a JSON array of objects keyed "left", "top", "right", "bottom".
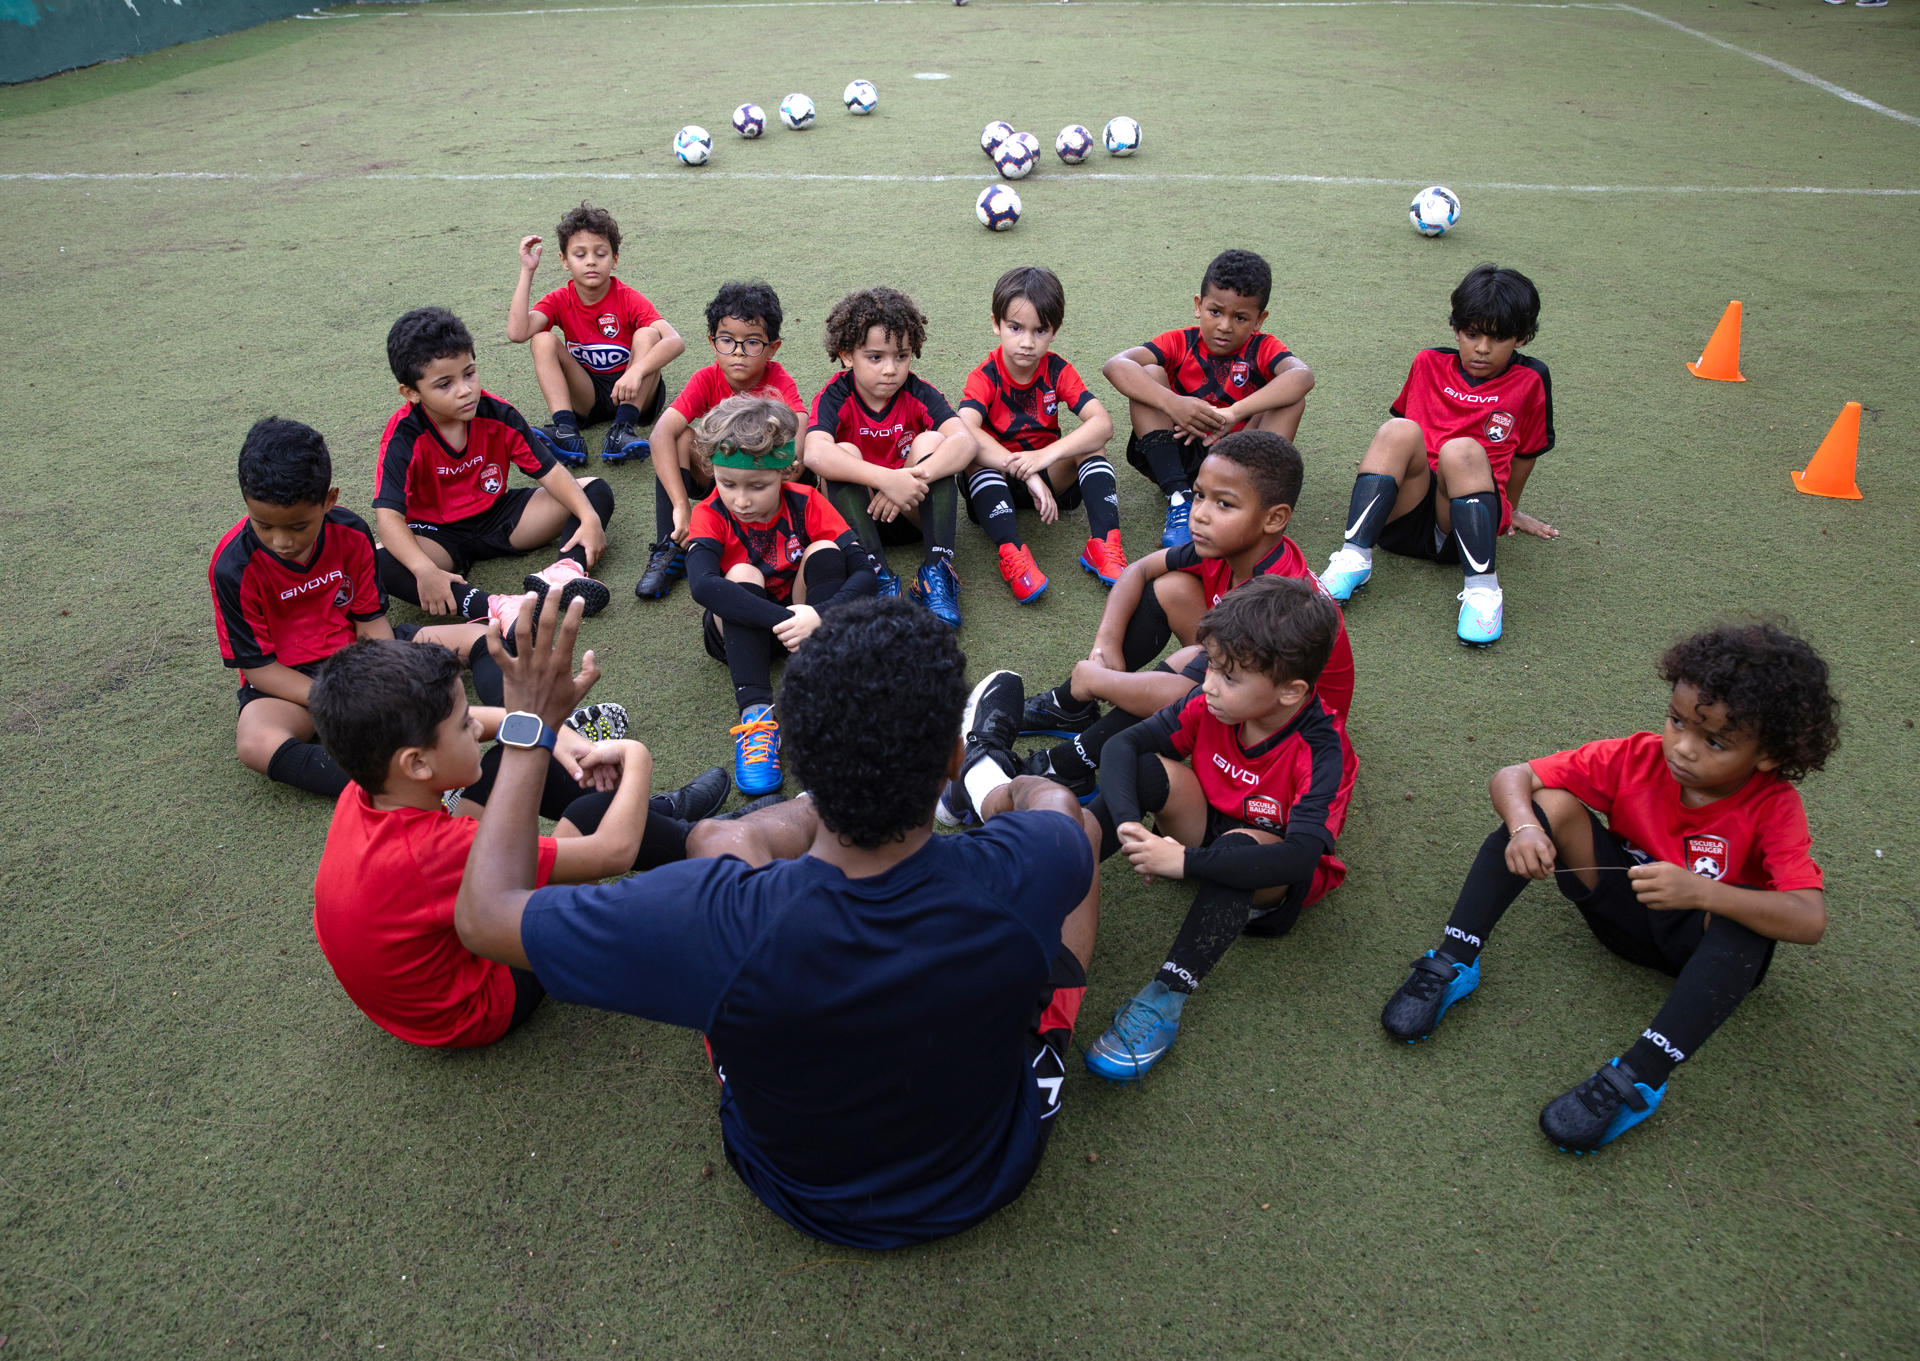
[
  {"left": 1456, "top": 585, "right": 1504, "bottom": 647},
  {"left": 873, "top": 564, "right": 901, "bottom": 598},
  {"left": 1159, "top": 497, "right": 1191, "bottom": 550},
  {"left": 1380, "top": 950, "right": 1481, "bottom": 1042},
  {"left": 908, "top": 559, "right": 962, "bottom": 628},
  {"left": 533, "top": 424, "right": 589, "bottom": 468},
  {"left": 729, "top": 703, "right": 782, "bottom": 796},
  {"left": 1083, "top": 980, "right": 1186, "bottom": 1083},
  {"left": 1540, "top": 1058, "right": 1667, "bottom": 1153},
  {"left": 1320, "top": 546, "right": 1374, "bottom": 603},
  {"left": 601, "top": 421, "right": 651, "bottom": 465}
]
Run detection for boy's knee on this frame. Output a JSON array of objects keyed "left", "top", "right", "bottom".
[
  {"left": 1436, "top": 436, "right": 1490, "bottom": 477},
  {"left": 530, "top": 330, "right": 562, "bottom": 360},
  {"left": 725, "top": 564, "right": 767, "bottom": 586},
  {"left": 580, "top": 477, "right": 616, "bottom": 519}
]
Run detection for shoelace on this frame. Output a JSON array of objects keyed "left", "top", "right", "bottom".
[
  {"left": 730, "top": 717, "right": 779, "bottom": 764},
  {"left": 1107, "top": 996, "right": 1169, "bottom": 1051}
]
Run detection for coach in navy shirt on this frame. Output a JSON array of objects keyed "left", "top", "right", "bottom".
[{"left": 456, "top": 593, "right": 1101, "bottom": 1248}]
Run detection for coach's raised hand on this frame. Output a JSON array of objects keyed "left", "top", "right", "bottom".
[{"left": 486, "top": 588, "right": 599, "bottom": 728}]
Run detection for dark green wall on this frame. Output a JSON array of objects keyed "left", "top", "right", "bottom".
[{"left": 3, "top": 0, "right": 321, "bottom": 85}]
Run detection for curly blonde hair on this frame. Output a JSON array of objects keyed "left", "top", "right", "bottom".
[{"left": 692, "top": 395, "right": 802, "bottom": 479}]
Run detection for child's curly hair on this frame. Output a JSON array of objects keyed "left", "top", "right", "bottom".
[
  {"left": 822, "top": 287, "right": 926, "bottom": 361},
  {"left": 1659, "top": 622, "right": 1840, "bottom": 782},
  {"left": 556, "top": 202, "right": 621, "bottom": 256},
  {"left": 692, "top": 395, "right": 801, "bottom": 479}
]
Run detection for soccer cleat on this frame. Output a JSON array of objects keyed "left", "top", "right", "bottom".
[
  {"left": 908, "top": 559, "right": 963, "bottom": 628},
  {"left": 1084, "top": 980, "right": 1186, "bottom": 1083},
  {"left": 716, "top": 791, "right": 787, "bottom": 820},
  {"left": 997, "top": 543, "right": 1048, "bottom": 603},
  {"left": 1160, "top": 497, "right": 1192, "bottom": 550},
  {"left": 663, "top": 765, "right": 731, "bottom": 823},
  {"left": 1456, "top": 585, "right": 1504, "bottom": 647},
  {"left": 601, "top": 421, "right": 650, "bottom": 464},
  {"left": 1320, "top": 546, "right": 1373, "bottom": 602},
  {"left": 1018, "top": 686, "right": 1098, "bottom": 738},
  {"left": 525, "top": 556, "right": 610, "bottom": 619},
  {"left": 1079, "top": 530, "right": 1128, "bottom": 588},
  {"left": 533, "top": 424, "right": 589, "bottom": 468},
  {"left": 565, "top": 702, "right": 629, "bottom": 743},
  {"left": 1020, "top": 747, "right": 1097, "bottom": 801},
  {"left": 730, "top": 703, "right": 782, "bottom": 796},
  {"left": 487, "top": 590, "right": 531, "bottom": 656},
  {"left": 1380, "top": 950, "right": 1481, "bottom": 1042},
  {"left": 873, "top": 564, "right": 902, "bottom": 598},
  {"left": 936, "top": 670, "right": 1024, "bottom": 827},
  {"left": 1540, "top": 1058, "right": 1667, "bottom": 1153},
  {"left": 634, "top": 541, "right": 686, "bottom": 600}
]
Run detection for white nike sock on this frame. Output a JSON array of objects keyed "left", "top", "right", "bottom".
[
  {"left": 963, "top": 758, "right": 1014, "bottom": 815},
  {"left": 1464, "top": 572, "right": 1499, "bottom": 593},
  {"left": 1169, "top": 491, "right": 1188, "bottom": 507},
  {"left": 1345, "top": 544, "right": 1374, "bottom": 566}
]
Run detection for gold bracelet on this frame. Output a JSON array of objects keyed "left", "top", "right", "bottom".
[{"left": 1510, "top": 823, "right": 1543, "bottom": 837}]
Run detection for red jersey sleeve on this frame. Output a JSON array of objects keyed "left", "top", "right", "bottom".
[
  {"left": 1529, "top": 737, "right": 1630, "bottom": 816},
  {"left": 809, "top": 374, "right": 851, "bottom": 434},
  {"left": 1143, "top": 328, "right": 1190, "bottom": 371},
  {"left": 1509, "top": 359, "right": 1555, "bottom": 458},
  {"left": 534, "top": 285, "right": 573, "bottom": 326},
  {"left": 621, "top": 285, "right": 662, "bottom": 333},
  {"left": 905, "top": 374, "right": 958, "bottom": 427},
  {"left": 1754, "top": 788, "right": 1823, "bottom": 892},
  {"left": 960, "top": 361, "right": 995, "bottom": 415},
  {"left": 801, "top": 486, "right": 851, "bottom": 542},
  {"left": 669, "top": 365, "right": 725, "bottom": 422},
  {"left": 1170, "top": 692, "right": 1207, "bottom": 759},
  {"left": 489, "top": 396, "right": 552, "bottom": 476},
  {"left": 686, "top": 494, "right": 729, "bottom": 549},
  {"left": 1251, "top": 334, "right": 1293, "bottom": 383},
  {"left": 1389, "top": 356, "right": 1421, "bottom": 423},
  {"left": 1054, "top": 358, "right": 1093, "bottom": 414}
]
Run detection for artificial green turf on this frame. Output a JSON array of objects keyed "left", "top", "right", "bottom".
[{"left": 2, "top": 1, "right": 1917, "bottom": 1355}]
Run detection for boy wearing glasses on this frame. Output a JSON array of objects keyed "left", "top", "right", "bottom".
[{"left": 638, "top": 283, "right": 807, "bottom": 601}]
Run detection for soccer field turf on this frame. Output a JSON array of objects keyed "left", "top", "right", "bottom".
[{"left": 2, "top": 1, "right": 1917, "bottom": 1354}]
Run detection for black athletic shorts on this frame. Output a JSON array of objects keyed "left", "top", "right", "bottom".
[
  {"left": 1375, "top": 468, "right": 1459, "bottom": 564},
  {"left": 505, "top": 967, "right": 546, "bottom": 1033},
  {"left": 406, "top": 489, "right": 538, "bottom": 575},
  {"left": 966, "top": 468, "right": 1084, "bottom": 521},
  {"left": 235, "top": 624, "right": 419, "bottom": 710},
  {"left": 1124, "top": 430, "right": 1209, "bottom": 488},
  {"left": 584, "top": 367, "right": 669, "bottom": 426}
]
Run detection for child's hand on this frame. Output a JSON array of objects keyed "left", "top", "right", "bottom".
[
  {"left": 1504, "top": 824, "right": 1556, "bottom": 879},
  {"left": 1629, "top": 861, "right": 1705, "bottom": 911},
  {"left": 414, "top": 564, "right": 461, "bottom": 616},
  {"left": 1507, "top": 510, "right": 1560, "bottom": 540},
  {"left": 670, "top": 502, "right": 691, "bottom": 546},
  {"left": 610, "top": 369, "right": 643, "bottom": 406},
  {"left": 1168, "top": 395, "right": 1228, "bottom": 442},
  {"left": 883, "top": 467, "right": 927, "bottom": 510},
  {"left": 1118, "top": 820, "right": 1186, "bottom": 883},
  {"left": 1024, "top": 475, "right": 1058, "bottom": 524},
  {"left": 1069, "top": 654, "right": 1113, "bottom": 702},
  {"left": 561, "top": 515, "right": 606, "bottom": 567},
  {"left": 519, "top": 235, "right": 543, "bottom": 271},
  {"left": 575, "top": 738, "right": 645, "bottom": 793},
  {"left": 773, "top": 604, "right": 822, "bottom": 652},
  {"left": 552, "top": 723, "right": 594, "bottom": 783}
]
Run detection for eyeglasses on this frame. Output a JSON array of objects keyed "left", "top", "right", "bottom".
[{"left": 712, "top": 335, "right": 769, "bottom": 356}]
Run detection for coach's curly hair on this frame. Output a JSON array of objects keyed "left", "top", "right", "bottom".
[
  {"left": 1659, "top": 622, "right": 1839, "bottom": 782},
  {"left": 822, "top": 287, "right": 927, "bottom": 361},
  {"left": 691, "top": 395, "right": 801, "bottom": 479},
  {"left": 779, "top": 597, "right": 968, "bottom": 848},
  {"left": 556, "top": 202, "right": 621, "bottom": 256}
]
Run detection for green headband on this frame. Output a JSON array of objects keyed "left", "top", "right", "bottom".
[{"left": 712, "top": 439, "right": 797, "bottom": 471}]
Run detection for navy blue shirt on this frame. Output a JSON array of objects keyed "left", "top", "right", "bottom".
[{"left": 521, "top": 810, "right": 1094, "bottom": 1249}]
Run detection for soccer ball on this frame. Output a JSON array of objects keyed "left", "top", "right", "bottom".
[
  {"left": 673, "top": 126, "right": 712, "bottom": 166},
  {"left": 1055, "top": 124, "right": 1094, "bottom": 164},
  {"left": 732, "top": 103, "right": 765, "bottom": 138},
  {"left": 1409, "top": 185, "right": 1462, "bottom": 236},
  {"left": 993, "top": 137, "right": 1037, "bottom": 180},
  {"left": 843, "top": 80, "right": 878, "bottom": 115},
  {"left": 975, "top": 184, "right": 1022, "bottom": 231},
  {"left": 1103, "top": 116, "right": 1141, "bottom": 156},
  {"left": 1011, "top": 130, "right": 1041, "bottom": 158},
  {"left": 980, "top": 120, "right": 1016, "bottom": 158},
  {"left": 779, "top": 93, "right": 816, "bottom": 130}
]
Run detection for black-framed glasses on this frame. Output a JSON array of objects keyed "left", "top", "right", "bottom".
[{"left": 713, "top": 335, "right": 768, "bottom": 356}]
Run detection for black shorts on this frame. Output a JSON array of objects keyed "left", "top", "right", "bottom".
[
  {"left": 1375, "top": 467, "right": 1458, "bottom": 563},
  {"left": 406, "top": 489, "right": 539, "bottom": 575},
  {"left": 583, "top": 367, "right": 669, "bottom": 426},
  {"left": 1124, "top": 430, "right": 1208, "bottom": 487},
  {"left": 233, "top": 623, "right": 421, "bottom": 711},
  {"left": 1557, "top": 809, "right": 1777, "bottom": 985},
  {"left": 965, "top": 467, "right": 1084, "bottom": 521},
  {"left": 1029, "top": 947, "right": 1087, "bottom": 1138},
  {"left": 504, "top": 966, "right": 546, "bottom": 1033}
]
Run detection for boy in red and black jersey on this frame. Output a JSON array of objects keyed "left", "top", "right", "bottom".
[
  {"left": 506, "top": 203, "right": 684, "bottom": 464},
  {"left": 1079, "top": 576, "right": 1356, "bottom": 1083},
  {"left": 1105, "top": 249, "right": 1315, "bottom": 553},
  {"left": 1381, "top": 624, "right": 1839, "bottom": 1152},
  {"left": 211, "top": 417, "right": 492, "bottom": 798},
  {"left": 374, "top": 307, "right": 616, "bottom": 632},
  {"left": 956, "top": 266, "right": 1120, "bottom": 602},
  {"left": 802, "top": 287, "right": 976, "bottom": 628},
  {"left": 1320, "top": 263, "right": 1556, "bottom": 648}
]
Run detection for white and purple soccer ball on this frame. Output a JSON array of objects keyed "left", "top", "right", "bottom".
[
  {"left": 993, "top": 137, "right": 1037, "bottom": 180},
  {"left": 1055, "top": 124, "right": 1094, "bottom": 164},
  {"left": 779, "top": 93, "right": 816, "bottom": 130},
  {"left": 673, "top": 125, "right": 712, "bottom": 166},
  {"left": 843, "top": 79, "right": 878, "bottom": 115},
  {"left": 1011, "top": 130, "right": 1041, "bottom": 159},
  {"left": 1409, "top": 185, "right": 1462, "bottom": 236},
  {"left": 732, "top": 103, "right": 766, "bottom": 138},
  {"left": 975, "top": 183, "right": 1022, "bottom": 231},
  {"left": 1103, "top": 115, "right": 1141, "bottom": 156},
  {"left": 980, "top": 120, "right": 1016, "bottom": 158}
]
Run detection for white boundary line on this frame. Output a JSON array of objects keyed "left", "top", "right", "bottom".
[{"left": 4, "top": 170, "right": 1916, "bottom": 194}]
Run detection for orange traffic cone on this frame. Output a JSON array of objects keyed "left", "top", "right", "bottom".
[
  {"left": 1686, "top": 301, "right": 1746, "bottom": 382},
  {"left": 1791, "top": 402, "right": 1863, "bottom": 500}
]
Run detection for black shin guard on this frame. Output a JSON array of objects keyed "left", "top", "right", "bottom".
[
  {"left": 558, "top": 479, "right": 617, "bottom": 566},
  {"left": 1120, "top": 583, "right": 1176, "bottom": 672},
  {"left": 922, "top": 474, "right": 959, "bottom": 567},
  {"left": 1343, "top": 473, "right": 1399, "bottom": 551},
  {"left": 800, "top": 546, "right": 850, "bottom": 605},
  {"left": 467, "top": 639, "right": 505, "bottom": 707},
  {"left": 722, "top": 586, "right": 777, "bottom": 712},
  {"left": 1138, "top": 429, "right": 1190, "bottom": 497},
  {"left": 826, "top": 480, "right": 885, "bottom": 560},
  {"left": 1450, "top": 490, "right": 1500, "bottom": 578},
  {"left": 558, "top": 790, "right": 692, "bottom": 870},
  {"left": 1158, "top": 861, "right": 1259, "bottom": 994}
]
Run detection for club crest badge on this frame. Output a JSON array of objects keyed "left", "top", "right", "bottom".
[
  {"left": 480, "top": 463, "right": 504, "bottom": 496},
  {"left": 1244, "top": 794, "right": 1281, "bottom": 827},
  {"left": 1229, "top": 361, "right": 1251, "bottom": 389},
  {"left": 1042, "top": 387, "right": 1058, "bottom": 416},
  {"left": 1484, "top": 410, "right": 1514, "bottom": 443},
  {"left": 333, "top": 575, "right": 353, "bottom": 609},
  {"left": 1685, "top": 834, "right": 1729, "bottom": 880},
  {"left": 598, "top": 312, "right": 620, "bottom": 339}
]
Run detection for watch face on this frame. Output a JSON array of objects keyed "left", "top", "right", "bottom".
[{"left": 498, "top": 712, "right": 544, "bottom": 748}]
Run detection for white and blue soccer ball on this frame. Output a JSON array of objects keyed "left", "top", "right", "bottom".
[
  {"left": 843, "top": 79, "right": 878, "bottom": 115},
  {"left": 980, "top": 120, "right": 1016, "bottom": 158},
  {"left": 1409, "top": 185, "right": 1462, "bottom": 236},
  {"left": 1103, "top": 115, "right": 1141, "bottom": 156},
  {"left": 732, "top": 103, "right": 765, "bottom": 138},
  {"left": 673, "top": 125, "right": 712, "bottom": 166},
  {"left": 975, "top": 183, "right": 1022, "bottom": 231},
  {"left": 779, "top": 93, "right": 816, "bottom": 130},
  {"left": 1055, "top": 124, "right": 1094, "bottom": 164},
  {"left": 993, "top": 136, "right": 1037, "bottom": 180}
]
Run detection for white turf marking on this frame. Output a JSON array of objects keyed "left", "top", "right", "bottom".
[
  {"left": 914, "top": 72, "right": 952, "bottom": 79},
  {"left": 4, "top": 170, "right": 1915, "bottom": 195}
]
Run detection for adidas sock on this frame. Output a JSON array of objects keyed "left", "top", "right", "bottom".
[
  {"left": 554, "top": 410, "right": 580, "bottom": 438},
  {"left": 1158, "top": 872, "right": 1257, "bottom": 994},
  {"left": 266, "top": 737, "right": 350, "bottom": 798},
  {"left": 963, "top": 757, "right": 1013, "bottom": 814},
  {"left": 1440, "top": 808, "right": 1553, "bottom": 964},
  {"left": 1622, "top": 916, "right": 1772, "bottom": 1086},
  {"left": 1138, "top": 429, "right": 1190, "bottom": 497},
  {"left": 1450, "top": 491, "right": 1500, "bottom": 581},
  {"left": 1077, "top": 458, "right": 1121, "bottom": 538},
  {"left": 966, "top": 469, "right": 1021, "bottom": 548},
  {"left": 612, "top": 402, "right": 641, "bottom": 428},
  {"left": 1343, "top": 473, "right": 1399, "bottom": 551}
]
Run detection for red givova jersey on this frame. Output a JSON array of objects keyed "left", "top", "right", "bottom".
[
  {"left": 1390, "top": 348, "right": 1554, "bottom": 534},
  {"left": 809, "top": 371, "right": 958, "bottom": 470},
  {"left": 209, "top": 506, "right": 386, "bottom": 676},
  {"left": 374, "top": 392, "right": 554, "bottom": 527},
  {"left": 1143, "top": 327, "right": 1295, "bottom": 428}
]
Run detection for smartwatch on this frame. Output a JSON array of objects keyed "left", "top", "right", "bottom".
[{"left": 497, "top": 710, "right": 558, "bottom": 752}]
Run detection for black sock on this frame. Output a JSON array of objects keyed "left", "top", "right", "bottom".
[
  {"left": 1138, "top": 429, "right": 1190, "bottom": 497},
  {"left": 1622, "top": 917, "right": 1772, "bottom": 1086},
  {"left": 467, "top": 638, "right": 505, "bottom": 706},
  {"left": 966, "top": 469, "right": 1021, "bottom": 548},
  {"left": 722, "top": 588, "right": 777, "bottom": 711},
  {"left": 1052, "top": 705, "right": 1147, "bottom": 784},
  {"left": 557, "top": 479, "right": 617, "bottom": 567},
  {"left": 800, "top": 546, "right": 850, "bottom": 606},
  {"left": 1078, "top": 457, "right": 1121, "bottom": 538},
  {"left": 1439, "top": 805, "right": 1553, "bottom": 963},
  {"left": 1450, "top": 490, "right": 1500, "bottom": 579},
  {"left": 266, "top": 737, "right": 350, "bottom": 798},
  {"left": 826, "top": 480, "right": 885, "bottom": 561},
  {"left": 653, "top": 475, "right": 676, "bottom": 543},
  {"left": 1344, "top": 473, "right": 1399, "bottom": 551},
  {"left": 612, "top": 402, "right": 641, "bottom": 428},
  {"left": 1119, "top": 583, "right": 1175, "bottom": 672},
  {"left": 1158, "top": 853, "right": 1260, "bottom": 993},
  {"left": 452, "top": 581, "right": 492, "bottom": 620},
  {"left": 922, "top": 474, "right": 958, "bottom": 569},
  {"left": 554, "top": 410, "right": 580, "bottom": 437},
  {"left": 559, "top": 791, "right": 692, "bottom": 870},
  {"left": 462, "top": 744, "right": 604, "bottom": 820}
]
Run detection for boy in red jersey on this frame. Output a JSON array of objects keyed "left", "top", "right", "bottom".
[
  {"left": 803, "top": 287, "right": 977, "bottom": 628},
  {"left": 1320, "top": 263, "right": 1557, "bottom": 647},
  {"left": 957, "top": 266, "right": 1119, "bottom": 602},
  {"left": 1105, "top": 249, "right": 1315, "bottom": 552},
  {"left": 1380, "top": 623, "right": 1839, "bottom": 1152},
  {"left": 637, "top": 282, "right": 807, "bottom": 601},
  {"left": 211, "top": 417, "right": 495, "bottom": 798},
  {"left": 506, "top": 203, "right": 685, "bottom": 464},
  {"left": 373, "top": 308, "right": 615, "bottom": 631}
]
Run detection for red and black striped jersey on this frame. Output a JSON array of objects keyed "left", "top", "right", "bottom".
[
  {"left": 1143, "top": 327, "right": 1294, "bottom": 423},
  {"left": 373, "top": 392, "right": 554, "bottom": 527},
  {"left": 959, "top": 350, "right": 1095, "bottom": 453},
  {"left": 808, "top": 371, "right": 958, "bottom": 470},
  {"left": 209, "top": 507, "right": 385, "bottom": 674},
  {"left": 1390, "top": 348, "right": 1554, "bottom": 534},
  {"left": 687, "top": 483, "right": 851, "bottom": 605}
]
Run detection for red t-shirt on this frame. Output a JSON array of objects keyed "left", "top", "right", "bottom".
[
  {"left": 373, "top": 392, "right": 554, "bottom": 527},
  {"left": 959, "top": 350, "right": 1094, "bottom": 453},
  {"left": 686, "top": 483, "right": 851, "bottom": 604},
  {"left": 669, "top": 360, "right": 805, "bottom": 421},
  {"left": 808, "top": 371, "right": 958, "bottom": 470},
  {"left": 1170, "top": 690, "right": 1356, "bottom": 904},
  {"left": 1142, "top": 327, "right": 1294, "bottom": 428},
  {"left": 1390, "top": 348, "right": 1554, "bottom": 534},
  {"left": 209, "top": 507, "right": 386, "bottom": 676},
  {"left": 1530, "top": 732, "right": 1821, "bottom": 891},
  {"left": 1164, "top": 536, "right": 1356, "bottom": 723},
  {"left": 535, "top": 277, "right": 663, "bottom": 375},
  {"left": 312, "top": 787, "right": 560, "bottom": 1048}
]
